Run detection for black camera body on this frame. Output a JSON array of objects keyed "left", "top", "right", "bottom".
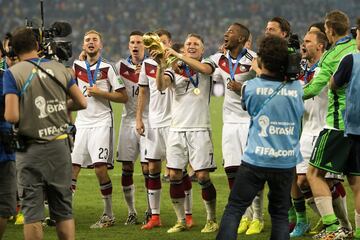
[
  {"left": 26, "top": 21, "right": 72, "bottom": 62},
  {"left": 286, "top": 34, "right": 302, "bottom": 80},
  {"left": 2, "top": 0, "right": 73, "bottom": 62},
  {"left": 0, "top": 128, "right": 27, "bottom": 153}
]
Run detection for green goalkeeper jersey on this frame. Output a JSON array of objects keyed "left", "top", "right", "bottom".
[{"left": 303, "top": 37, "right": 357, "bottom": 130}]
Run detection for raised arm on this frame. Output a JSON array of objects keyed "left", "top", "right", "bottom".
[
  {"left": 156, "top": 60, "right": 172, "bottom": 91},
  {"left": 303, "top": 58, "right": 332, "bottom": 100},
  {"left": 165, "top": 48, "right": 214, "bottom": 75}
]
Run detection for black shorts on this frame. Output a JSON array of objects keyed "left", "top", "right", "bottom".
[
  {"left": 309, "top": 129, "right": 360, "bottom": 175},
  {"left": 348, "top": 135, "right": 360, "bottom": 176}
]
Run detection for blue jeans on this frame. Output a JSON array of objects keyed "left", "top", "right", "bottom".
[{"left": 216, "top": 162, "right": 295, "bottom": 240}]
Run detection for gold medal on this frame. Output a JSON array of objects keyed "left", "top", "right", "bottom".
[{"left": 193, "top": 88, "right": 200, "bottom": 95}]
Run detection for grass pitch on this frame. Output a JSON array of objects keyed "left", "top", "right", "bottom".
[{"left": 3, "top": 96, "right": 355, "bottom": 240}]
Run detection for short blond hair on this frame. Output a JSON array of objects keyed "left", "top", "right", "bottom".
[{"left": 84, "top": 30, "right": 103, "bottom": 42}]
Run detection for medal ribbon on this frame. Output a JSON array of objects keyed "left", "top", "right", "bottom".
[
  {"left": 184, "top": 64, "right": 199, "bottom": 88},
  {"left": 85, "top": 57, "right": 102, "bottom": 86},
  {"left": 227, "top": 48, "right": 247, "bottom": 80},
  {"left": 303, "top": 61, "right": 319, "bottom": 84}
]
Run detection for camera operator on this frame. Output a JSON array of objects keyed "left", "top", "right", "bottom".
[
  {"left": 3, "top": 27, "right": 87, "bottom": 240},
  {"left": 265, "top": 16, "right": 291, "bottom": 39},
  {"left": 328, "top": 17, "right": 360, "bottom": 240},
  {"left": 253, "top": 16, "right": 303, "bottom": 233},
  {"left": 216, "top": 35, "right": 304, "bottom": 240},
  {"left": 0, "top": 34, "right": 17, "bottom": 240},
  {"left": 252, "top": 16, "right": 298, "bottom": 77}
]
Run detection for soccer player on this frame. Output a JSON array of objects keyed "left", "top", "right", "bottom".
[
  {"left": 329, "top": 18, "right": 360, "bottom": 239},
  {"left": 290, "top": 30, "right": 328, "bottom": 238},
  {"left": 71, "top": 30, "right": 128, "bottom": 228},
  {"left": 304, "top": 10, "right": 357, "bottom": 239},
  {"left": 209, "top": 23, "right": 264, "bottom": 235},
  {"left": 156, "top": 34, "right": 218, "bottom": 233},
  {"left": 4, "top": 27, "right": 87, "bottom": 240},
  {"left": 216, "top": 34, "right": 304, "bottom": 240},
  {"left": 115, "top": 30, "right": 148, "bottom": 225},
  {"left": 292, "top": 27, "right": 351, "bottom": 237},
  {"left": 136, "top": 29, "right": 194, "bottom": 230}
]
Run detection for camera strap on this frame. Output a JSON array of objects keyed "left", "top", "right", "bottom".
[
  {"left": 252, "top": 81, "right": 287, "bottom": 117},
  {"left": 21, "top": 59, "right": 42, "bottom": 95},
  {"left": 25, "top": 60, "right": 68, "bottom": 95}
]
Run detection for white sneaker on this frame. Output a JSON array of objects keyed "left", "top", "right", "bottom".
[{"left": 90, "top": 214, "right": 115, "bottom": 229}]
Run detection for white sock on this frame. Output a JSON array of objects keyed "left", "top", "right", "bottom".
[
  {"left": 171, "top": 198, "right": 185, "bottom": 223},
  {"left": 252, "top": 190, "right": 264, "bottom": 221},
  {"left": 204, "top": 199, "right": 216, "bottom": 221},
  {"left": 355, "top": 210, "right": 360, "bottom": 231},
  {"left": 341, "top": 194, "right": 349, "bottom": 216},
  {"left": 148, "top": 189, "right": 161, "bottom": 215},
  {"left": 102, "top": 195, "right": 113, "bottom": 217},
  {"left": 123, "top": 184, "right": 136, "bottom": 214},
  {"left": 314, "top": 196, "right": 334, "bottom": 217},
  {"left": 243, "top": 206, "right": 253, "bottom": 220},
  {"left": 184, "top": 189, "right": 193, "bottom": 215},
  {"left": 333, "top": 196, "right": 352, "bottom": 230}
]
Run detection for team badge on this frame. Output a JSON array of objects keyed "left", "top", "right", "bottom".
[
  {"left": 96, "top": 71, "right": 102, "bottom": 79},
  {"left": 240, "top": 65, "right": 247, "bottom": 72}
]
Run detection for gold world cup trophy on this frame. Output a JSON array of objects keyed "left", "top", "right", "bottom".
[{"left": 143, "top": 32, "right": 177, "bottom": 67}]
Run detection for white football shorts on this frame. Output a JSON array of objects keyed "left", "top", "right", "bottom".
[
  {"left": 166, "top": 130, "right": 216, "bottom": 172},
  {"left": 222, "top": 123, "right": 249, "bottom": 168},
  {"left": 116, "top": 123, "right": 147, "bottom": 163},
  {"left": 72, "top": 126, "right": 114, "bottom": 168}
]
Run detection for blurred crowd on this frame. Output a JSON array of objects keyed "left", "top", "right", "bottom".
[{"left": 1, "top": 0, "right": 359, "bottom": 62}]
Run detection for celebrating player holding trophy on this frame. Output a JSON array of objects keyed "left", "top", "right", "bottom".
[{"left": 155, "top": 34, "right": 218, "bottom": 234}]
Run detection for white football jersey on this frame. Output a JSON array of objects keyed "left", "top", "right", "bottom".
[
  {"left": 115, "top": 58, "right": 148, "bottom": 126},
  {"left": 206, "top": 49, "right": 256, "bottom": 124},
  {"left": 301, "top": 66, "right": 328, "bottom": 135},
  {"left": 139, "top": 58, "right": 172, "bottom": 128},
  {"left": 73, "top": 59, "right": 125, "bottom": 128},
  {"left": 165, "top": 60, "right": 214, "bottom": 130}
]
